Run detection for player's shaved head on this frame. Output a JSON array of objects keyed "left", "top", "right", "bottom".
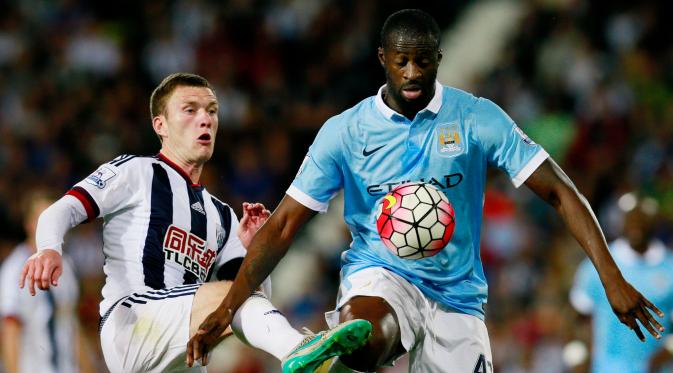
[
  {"left": 150, "top": 73, "right": 215, "bottom": 119},
  {"left": 380, "top": 9, "right": 440, "bottom": 50}
]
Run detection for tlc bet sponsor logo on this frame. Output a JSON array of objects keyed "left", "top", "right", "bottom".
[{"left": 163, "top": 224, "right": 216, "bottom": 281}]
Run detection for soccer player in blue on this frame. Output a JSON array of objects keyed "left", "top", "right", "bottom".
[
  {"left": 187, "top": 9, "right": 665, "bottom": 372},
  {"left": 571, "top": 193, "right": 673, "bottom": 373}
]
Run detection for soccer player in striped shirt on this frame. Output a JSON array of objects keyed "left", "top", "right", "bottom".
[{"left": 18, "top": 73, "right": 371, "bottom": 373}]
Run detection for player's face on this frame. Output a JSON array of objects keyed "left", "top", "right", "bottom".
[
  {"left": 623, "top": 208, "right": 654, "bottom": 251},
  {"left": 157, "top": 86, "right": 219, "bottom": 165},
  {"left": 378, "top": 35, "right": 442, "bottom": 117}
]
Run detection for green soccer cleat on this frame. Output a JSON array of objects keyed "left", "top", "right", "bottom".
[{"left": 281, "top": 319, "right": 373, "bottom": 373}]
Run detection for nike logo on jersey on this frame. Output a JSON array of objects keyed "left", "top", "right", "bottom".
[
  {"left": 363, "top": 145, "right": 385, "bottom": 157},
  {"left": 191, "top": 202, "right": 205, "bottom": 215}
]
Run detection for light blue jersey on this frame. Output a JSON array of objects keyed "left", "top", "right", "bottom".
[
  {"left": 288, "top": 81, "right": 548, "bottom": 319},
  {"left": 571, "top": 239, "right": 673, "bottom": 373}
]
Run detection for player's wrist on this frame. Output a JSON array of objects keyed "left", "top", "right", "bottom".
[
  {"left": 37, "top": 247, "right": 63, "bottom": 256},
  {"left": 597, "top": 266, "right": 624, "bottom": 287}
]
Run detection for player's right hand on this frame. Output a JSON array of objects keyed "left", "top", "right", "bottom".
[
  {"left": 19, "top": 249, "right": 62, "bottom": 296},
  {"left": 605, "top": 275, "right": 664, "bottom": 341},
  {"left": 186, "top": 306, "right": 233, "bottom": 367}
]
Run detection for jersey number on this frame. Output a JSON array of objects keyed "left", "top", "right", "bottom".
[{"left": 473, "top": 354, "right": 492, "bottom": 373}]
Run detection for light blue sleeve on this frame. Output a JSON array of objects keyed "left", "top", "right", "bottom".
[
  {"left": 570, "top": 259, "right": 602, "bottom": 314},
  {"left": 473, "top": 98, "right": 548, "bottom": 187},
  {"left": 287, "top": 117, "right": 344, "bottom": 213}
]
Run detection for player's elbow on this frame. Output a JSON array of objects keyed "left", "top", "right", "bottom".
[
  {"left": 267, "top": 196, "right": 315, "bottom": 245},
  {"left": 269, "top": 211, "right": 300, "bottom": 245},
  {"left": 551, "top": 181, "right": 587, "bottom": 217}
]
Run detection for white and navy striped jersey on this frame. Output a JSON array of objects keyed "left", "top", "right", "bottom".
[
  {"left": 66, "top": 153, "right": 246, "bottom": 315},
  {"left": 0, "top": 244, "right": 79, "bottom": 373}
]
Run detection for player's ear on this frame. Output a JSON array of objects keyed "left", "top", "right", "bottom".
[
  {"left": 377, "top": 47, "right": 385, "bottom": 67},
  {"left": 437, "top": 49, "right": 443, "bottom": 64},
  {"left": 152, "top": 115, "right": 168, "bottom": 140}
]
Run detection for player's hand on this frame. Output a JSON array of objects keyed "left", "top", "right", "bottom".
[
  {"left": 19, "top": 249, "right": 62, "bottom": 296},
  {"left": 237, "top": 202, "right": 271, "bottom": 247},
  {"left": 604, "top": 276, "right": 664, "bottom": 341},
  {"left": 186, "top": 306, "right": 233, "bottom": 367}
]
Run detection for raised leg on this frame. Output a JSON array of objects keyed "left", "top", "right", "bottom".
[{"left": 337, "top": 296, "right": 405, "bottom": 371}]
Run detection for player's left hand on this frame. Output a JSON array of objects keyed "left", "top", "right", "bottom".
[
  {"left": 237, "top": 202, "right": 271, "bottom": 247},
  {"left": 19, "top": 249, "right": 62, "bottom": 296},
  {"left": 186, "top": 306, "right": 233, "bottom": 367},
  {"left": 605, "top": 276, "right": 665, "bottom": 341}
]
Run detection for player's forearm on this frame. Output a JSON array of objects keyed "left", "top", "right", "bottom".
[
  {"left": 36, "top": 195, "right": 88, "bottom": 254},
  {"left": 551, "top": 181, "right": 621, "bottom": 282},
  {"left": 76, "top": 324, "right": 97, "bottom": 373},
  {"left": 526, "top": 161, "right": 622, "bottom": 283},
  {"left": 1, "top": 318, "right": 21, "bottom": 373},
  {"left": 219, "top": 212, "right": 298, "bottom": 314},
  {"left": 216, "top": 196, "right": 315, "bottom": 317}
]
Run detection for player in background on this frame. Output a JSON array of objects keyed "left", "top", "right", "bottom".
[
  {"left": 186, "top": 9, "right": 664, "bottom": 371},
  {"left": 0, "top": 191, "right": 96, "bottom": 373},
  {"left": 571, "top": 193, "right": 673, "bottom": 373},
  {"left": 18, "top": 73, "right": 371, "bottom": 373}
]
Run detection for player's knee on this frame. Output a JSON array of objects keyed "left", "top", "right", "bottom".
[
  {"left": 342, "top": 328, "right": 393, "bottom": 370},
  {"left": 339, "top": 297, "right": 402, "bottom": 370}
]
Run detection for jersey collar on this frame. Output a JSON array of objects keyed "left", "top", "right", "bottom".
[
  {"left": 157, "top": 152, "right": 203, "bottom": 187},
  {"left": 612, "top": 238, "right": 666, "bottom": 266},
  {"left": 375, "top": 80, "right": 443, "bottom": 120}
]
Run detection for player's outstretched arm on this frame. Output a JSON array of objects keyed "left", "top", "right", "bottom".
[
  {"left": 2, "top": 314, "right": 21, "bottom": 373},
  {"left": 186, "top": 195, "right": 315, "bottom": 367},
  {"left": 525, "top": 158, "right": 664, "bottom": 341},
  {"left": 18, "top": 195, "right": 87, "bottom": 295}
]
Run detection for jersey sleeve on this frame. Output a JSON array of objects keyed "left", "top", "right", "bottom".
[
  {"left": 66, "top": 156, "right": 134, "bottom": 221},
  {"left": 0, "top": 253, "right": 24, "bottom": 319},
  {"left": 287, "top": 117, "right": 344, "bottom": 213},
  {"left": 570, "top": 258, "right": 601, "bottom": 315},
  {"left": 473, "top": 98, "right": 549, "bottom": 187},
  {"left": 35, "top": 195, "right": 88, "bottom": 253}
]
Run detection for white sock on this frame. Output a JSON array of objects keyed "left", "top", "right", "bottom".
[
  {"left": 327, "top": 357, "right": 372, "bottom": 373},
  {"left": 231, "top": 292, "right": 304, "bottom": 360}
]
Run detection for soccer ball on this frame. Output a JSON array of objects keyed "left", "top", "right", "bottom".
[{"left": 376, "top": 183, "right": 455, "bottom": 259}]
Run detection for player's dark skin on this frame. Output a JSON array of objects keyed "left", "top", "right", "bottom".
[{"left": 186, "top": 34, "right": 664, "bottom": 370}]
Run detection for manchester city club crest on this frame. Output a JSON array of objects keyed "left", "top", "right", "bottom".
[{"left": 436, "top": 123, "right": 463, "bottom": 157}]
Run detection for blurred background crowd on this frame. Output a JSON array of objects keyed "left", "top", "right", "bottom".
[{"left": 0, "top": 0, "right": 672, "bottom": 372}]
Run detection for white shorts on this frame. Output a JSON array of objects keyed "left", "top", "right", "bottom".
[
  {"left": 100, "top": 284, "right": 204, "bottom": 373},
  {"left": 325, "top": 267, "right": 493, "bottom": 373}
]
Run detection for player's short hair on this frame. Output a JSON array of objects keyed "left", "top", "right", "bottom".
[
  {"left": 380, "top": 9, "right": 441, "bottom": 50},
  {"left": 150, "top": 72, "right": 215, "bottom": 119}
]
